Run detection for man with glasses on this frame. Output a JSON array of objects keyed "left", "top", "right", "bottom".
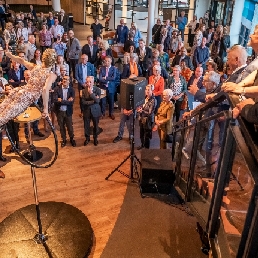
[
  {"left": 54, "top": 75, "right": 76, "bottom": 147},
  {"left": 172, "top": 46, "right": 194, "bottom": 70}
]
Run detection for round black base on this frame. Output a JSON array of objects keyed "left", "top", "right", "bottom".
[
  {"left": 0, "top": 202, "right": 93, "bottom": 258},
  {"left": 23, "top": 150, "right": 43, "bottom": 162}
]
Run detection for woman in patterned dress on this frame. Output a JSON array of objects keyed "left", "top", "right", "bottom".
[
  {"left": 0, "top": 48, "right": 57, "bottom": 128},
  {"left": 167, "top": 65, "right": 187, "bottom": 122}
]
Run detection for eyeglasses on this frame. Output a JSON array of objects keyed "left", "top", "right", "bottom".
[{"left": 60, "top": 69, "right": 66, "bottom": 71}]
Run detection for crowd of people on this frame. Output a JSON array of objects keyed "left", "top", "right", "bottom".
[{"left": 0, "top": 5, "right": 258, "bottom": 180}]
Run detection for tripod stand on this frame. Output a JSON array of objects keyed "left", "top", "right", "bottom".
[{"left": 105, "top": 110, "right": 141, "bottom": 180}]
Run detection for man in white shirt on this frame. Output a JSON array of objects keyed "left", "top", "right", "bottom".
[
  {"left": 24, "top": 35, "right": 37, "bottom": 62},
  {"left": 51, "top": 18, "right": 64, "bottom": 42}
]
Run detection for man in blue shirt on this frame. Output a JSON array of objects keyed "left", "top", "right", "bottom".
[
  {"left": 194, "top": 37, "right": 210, "bottom": 71},
  {"left": 176, "top": 11, "right": 188, "bottom": 42},
  {"left": 115, "top": 19, "right": 129, "bottom": 46}
]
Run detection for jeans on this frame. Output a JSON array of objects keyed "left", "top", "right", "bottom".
[
  {"left": 117, "top": 113, "right": 134, "bottom": 138},
  {"left": 100, "top": 90, "right": 115, "bottom": 116}
]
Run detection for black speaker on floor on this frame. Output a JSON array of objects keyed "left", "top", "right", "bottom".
[
  {"left": 120, "top": 77, "right": 147, "bottom": 110},
  {"left": 140, "top": 149, "right": 175, "bottom": 194}
]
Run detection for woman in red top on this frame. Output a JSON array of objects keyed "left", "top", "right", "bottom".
[{"left": 148, "top": 65, "right": 164, "bottom": 113}]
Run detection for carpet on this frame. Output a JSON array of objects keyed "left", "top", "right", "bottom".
[{"left": 101, "top": 183, "right": 207, "bottom": 258}]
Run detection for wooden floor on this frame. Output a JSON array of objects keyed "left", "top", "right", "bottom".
[{"left": 0, "top": 24, "right": 137, "bottom": 258}]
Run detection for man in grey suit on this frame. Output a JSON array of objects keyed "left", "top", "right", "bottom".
[
  {"left": 24, "top": 35, "right": 37, "bottom": 62},
  {"left": 81, "top": 76, "right": 101, "bottom": 146},
  {"left": 66, "top": 30, "right": 81, "bottom": 81}
]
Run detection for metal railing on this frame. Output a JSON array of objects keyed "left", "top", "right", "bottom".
[{"left": 171, "top": 92, "right": 258, "bottom": 257}]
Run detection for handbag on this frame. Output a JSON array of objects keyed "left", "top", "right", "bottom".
[
  {"left": 165, "top": 133, "right": 173, "bottom": 143},
  {"left": 181, "top": 94, "right": 188, "bottom": 110}
]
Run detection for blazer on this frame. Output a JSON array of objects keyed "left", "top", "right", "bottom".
[
  {"left": 53, "top": 86, "right": 75, "bottom": 116},
  {"left": 116, "top": 25, "right": 129, "bottom": 44},
  {"left": 172, "top": 55, "right": 194, "bottom": 70},
  {"left": 167, "top": 75, "right": 187, "bottom": 101},
  {"left": 8, "top": 69, "right": 25, "bottom": 87},
  {"left": 156, "top": 101, "right": 175, "bottom": 134},
  {"left": 66, "top": 37, "right": 81, "bottom": 60},
  {"left": 75, "top": 62, "right": 95, "bottom": 90},
  {"left": 24, "top": 42, "right": 36, "bottom": 61},
  {"left": 81, "top": 44, "right": 99, "bottom": 64},
  {"left": 136, "top": 46, "right": 152, "bottom": 72},
  {"left": 81, "top": 86, "right": 101, "bottom": 118},
  {"left": 58, "top": 14, "right": 69, "bottom": 32},
  {"left": 121, "top": 63, "right": 142, "bottom": 79},
  {"left": 99, "top": 65, "right": 117, "bottom": 94}
]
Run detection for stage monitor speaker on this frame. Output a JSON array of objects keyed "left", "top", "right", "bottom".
[
  {"left": 120, "top": 77, "right": 147, "bottom": 110},
  {"left": 140, "top": 149, "right": 175, "bottom": 194}
]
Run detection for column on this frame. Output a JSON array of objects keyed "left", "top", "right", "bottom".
[
  {"left": 109, "top": 0, "right": 115, "bottom": 30},
  {"left": 154, "top": 0, "right": 159, "bottom": 21},
  {"left": 188, "top": 0, "right": 195, "bottom": 22},
  {"left": 122, "top": 0, "right": 128, "bottom": 24},
  {"left": 230, "top": 0, "right": 245, "bottom": 46},
  {"left": 52, "top": 0, "right": 61, "bottom": 12},
  {"left": 147, "top": 0, "right": 155, "bottom": 46}
]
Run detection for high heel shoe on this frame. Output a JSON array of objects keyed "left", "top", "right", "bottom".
[{"left": 0, "top": 170, "right": 5, "bottom": 179}]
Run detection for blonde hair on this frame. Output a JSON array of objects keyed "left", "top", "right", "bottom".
[
  {"left": 42, "top": 49, "right": 57, "bottom": 67},
  {"left": 100, "top": 40, "right": 109, "bottom": 50}
]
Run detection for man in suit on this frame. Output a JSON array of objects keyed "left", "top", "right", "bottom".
[
  {"left": 193, "top": 37, "right": 210, "bottom": 71},
  {"left": 75, "top": 54, "right": 95, "bottom": 113},
  {"left": 66, "top": 30, "right": 81, "bottom": 81},
  {"left": 24, "top": 35, "right": 37, "bottom": 62},
  {"left": 99, "top": 56, "right": 117, "bottom": 119},
  {"left": 116, "top": 19, "right": 129, "bottom": 46},
  {"left": 81, "top": 76, "right": 101, "bottom": 146},
  {"left": 172, "top": 47, "right": 194, "bottom": 70},
  {"left": 58, "top": 9, "right": 69, "bottom": 32},
  {"left": 8, "top": 61, "right": 25, "bottom": 88},
  {"left": 54, "top": 76, "right": 76, "bottom": 147},
  {"left": 81, "top": 35, "right": 99, "bottom": 65},
  {"left": 136, "top": 39, "right": 152, "bottom": 77}
]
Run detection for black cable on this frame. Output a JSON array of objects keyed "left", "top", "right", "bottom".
[{"left": 5, "top": 105, "right": 58, "bottom": 168}]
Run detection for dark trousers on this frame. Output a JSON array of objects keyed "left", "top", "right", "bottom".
[
  {"left": 83, "top": 114, "right": 99, "bottom": 140},
  {"left": 69, "top": 58, "right": 79, "bottom": 79},
  {"left": 155, "top": 95, "right": 162, "bottom": 114},
  {"left": 6, "top": 120, "right": 19, "bottom": 145},
  {"left": 40, "top": 46, "right": 50, "bottom": 53},
  {"left": 100, "top": 90, "right": 115, "bottom": 116},
  {"left": 172, "top": 99, "right": 183, "bottom": 122},
  {"left": 24, "top": 120, "right": 40, "bottom": 138},
  {"left": 139, "top": 121, "right": 152, "bottom": 148},
  {"left": 179, "top": 28, "right": 185, "bottom": 42},
  {"left": 57, "top": 111, "right": 74, "bottom": 141},
  {"left": 0, "top": 18, "right": 5, "bottom": 31}
]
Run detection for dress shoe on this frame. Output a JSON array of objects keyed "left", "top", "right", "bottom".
[
  {"left": 35, "top": 132, "right": 45, "bottom": 137},
  {"left": 84, "top": 139, "right": 90, "bottom": 146},
  {"left": 0, "top": 170, "right": 5, "bottom": 179},
  {"left": 94, "top": 139, "right": 98, "bottom": 146},
  {"left": 61, "top": 140, "right": 66, "bottom": 148},
  {"left": 0, "top": 155, "right": 6, "bottom": 162},
  {"left": 109, "top": 114, "right": 115, "bottom": 120},
  {"left": 70, "top": 139, "right": 76, "bottom": 147},
  {"left": 113, "top": 136, "right": 122, "bottom": 143},
  {"left": 137, "top": 145, "right": 144, "bottom": 150}
]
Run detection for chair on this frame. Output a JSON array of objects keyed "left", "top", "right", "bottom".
[{"left": 112, "top": 46, "right": 124, "bottom": 63}]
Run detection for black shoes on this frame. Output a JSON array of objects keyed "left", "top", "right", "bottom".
[
  {"left": 35, "top": 132, "right": 45, "bottom": 137},
  {"left": 61, "top": 140, "right": 66, "bottom": 148},
  {"left": 113, "top": 136, "right": 122, "bottom": 143},
  {"left": 94, "top": 139, "right": 98, "bottom": 146},
  {"left": 84, "top": 139, "right": 90, "bottom": 146},
  {"left": 0, "top": 155, "right": 6, "bottom": 162},
  {"left": 70, "top": 139, "right": 76, "bottom": 147}
]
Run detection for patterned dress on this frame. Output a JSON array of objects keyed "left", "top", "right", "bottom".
[{"left": 0, "top": 65, "right": 51, "bottom": 126}]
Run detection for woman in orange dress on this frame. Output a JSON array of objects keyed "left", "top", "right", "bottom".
[{"left": 148, "top": 65, "right": 164, "bottom": 113}]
